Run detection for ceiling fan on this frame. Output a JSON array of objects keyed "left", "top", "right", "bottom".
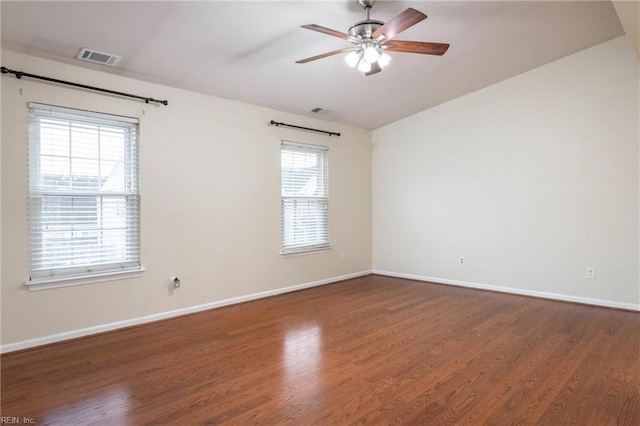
[{"left": 296, "top": 0, "right": 450, "bottom": 76}]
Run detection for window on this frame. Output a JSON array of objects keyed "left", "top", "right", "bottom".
[
  {"left": 28, "top": 103, "right": 141, "bottom": 289},
  {"left": 281, "top": 141, "right": 329, "bottom": 254}
]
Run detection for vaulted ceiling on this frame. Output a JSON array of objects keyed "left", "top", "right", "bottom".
[{"left": 0, "top": 1, "right": 627, "bottom": 129}]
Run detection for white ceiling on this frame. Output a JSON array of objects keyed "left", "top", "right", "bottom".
[{"left": 0, "top": 1, "right": 625, "bottom": 129}]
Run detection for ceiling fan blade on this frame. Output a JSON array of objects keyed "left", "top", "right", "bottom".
[
  {"left": 385, "top": 40, "right": 450, "bottom": 56},
  {"left": 301, "top": 24, "right": 349, "bottom": 40},
  {"left": 365, "top": 62, "right": 382, "bottom": 76},
  {"left": 372, "top": 8, "right": 427, "bottom": 42},
  {"left": 296, "top": 48, "right": 352, "bottom": 64}
]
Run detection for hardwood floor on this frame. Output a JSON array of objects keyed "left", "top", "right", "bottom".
[{"left": 2, "top": 275, "right": 639, "bottom": 425}]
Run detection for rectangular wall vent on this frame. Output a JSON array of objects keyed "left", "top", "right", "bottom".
[{"left": 76, "top": 48, "right": 121, "bottom": 66}]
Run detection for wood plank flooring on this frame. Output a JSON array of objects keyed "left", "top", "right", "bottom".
[{"left": 2, "top": 274, "right": 639, "bottom": 425}]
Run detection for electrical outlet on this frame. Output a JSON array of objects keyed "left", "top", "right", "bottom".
[
  {"left": 458, "top": 256, "right": 465, "bottom": 266},
  {"left": 169, "top": 276, "right": 181, "bottom": 290},
  {"left": 586, "top": 267, "right": 596, "bottom": 280},
  {"left": 339, "top": 252, "right": 345, "bottom": 261}
]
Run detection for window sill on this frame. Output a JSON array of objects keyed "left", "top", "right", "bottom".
[
  {"left": 281, "top": 246, "right": 332, "bottom": 257},
  {"left": 26, "top": 268, "right": 146, "bottom": 291}
]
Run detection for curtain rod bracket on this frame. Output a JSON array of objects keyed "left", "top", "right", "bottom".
[
  {"left": 1, "top": 66, "right": 168, "bottom": 106},
  {"left": 269, "top": 120, "right": 340, "bottom": 137}
]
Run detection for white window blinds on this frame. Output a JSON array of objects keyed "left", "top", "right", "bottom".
[
  {"left": 28, "top": 103, "right": 141, "bottom": 281},
  {"left": 281, "top": 141, "right": 329, "bottom": 254}
]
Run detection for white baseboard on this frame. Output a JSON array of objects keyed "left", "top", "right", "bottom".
[
  {"left": 373, "top": 269, "right": 640, "bottom": 311},
  {"left": 1, "top": 270, "right": 373, "bottom": 354}
]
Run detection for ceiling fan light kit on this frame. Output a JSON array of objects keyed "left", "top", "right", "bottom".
[{"left": 296, "top": 0, "right": 449, "bottom": 76}]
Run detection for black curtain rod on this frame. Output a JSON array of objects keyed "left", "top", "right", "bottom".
[
  {"left": 269, "top": 120, "right": 340, "bottom": 137},
  {"left": 1, "top": 66, "right": 168, "bottom": 106}
]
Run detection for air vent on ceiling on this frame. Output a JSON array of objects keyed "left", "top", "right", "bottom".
[
  {"left": 311, "top": 107, "right": 329, "bottom": 115},
  {"left": 76, "top": 48, "right": 121, "bottom": 66}
]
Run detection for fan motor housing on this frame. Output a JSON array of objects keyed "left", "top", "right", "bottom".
[{"left": 348, "top": 19, "right": 384, "bottom": 39}]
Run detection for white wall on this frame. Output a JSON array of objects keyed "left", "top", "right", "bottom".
[
  {"left": 1, "top": 50, "right": 372, "bottom": 347},
  {"left": 373, "top": 36, "right": 639, "bottom": 309}
]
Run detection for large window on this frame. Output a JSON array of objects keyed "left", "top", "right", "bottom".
[
  {"left": 28, "top": 103, "right": 141, "bottom": 288},
  {"left": 281, "top": 141, "right": 329, "bottom": 254}
]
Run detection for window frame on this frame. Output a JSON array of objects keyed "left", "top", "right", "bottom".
[
  {"left": 280, "top": 140, "right": 330, "bottom": 255},
  {"left": 27, "top": 103, "right": 144, "bottom": 291}
]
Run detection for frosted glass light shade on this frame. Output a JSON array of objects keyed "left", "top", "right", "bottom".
[
  {"left": 344, "top": 51, "right": 360, "bottom": 68},
  {"left": 378, "top": 52, "right": 392, "bottom": 68},
  {"left": 363, "top": 46, "right": 380, "bottom": 64},
  {"left": 357, "top": 60, "right": 371, "bottom": 73}
]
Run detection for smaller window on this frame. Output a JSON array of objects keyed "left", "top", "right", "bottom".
[{"left": 281, "top": 141, "right": 330, "bottom": 254}]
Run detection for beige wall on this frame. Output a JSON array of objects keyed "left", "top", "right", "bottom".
[
  {"left": 3, "top": 34, "right": 639, "bottom": 349},
  {"left": 613, "top": 0, "right": 640, "bottom": 58},
  {"left": 0, "top": 50, "right": 3, "bottom": 347},
  {"left": 373, "top": 36, "right": 640, "bottom": 308},
  {"left": 1, "top": 50, "right": 372, "bottom": 347}
]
